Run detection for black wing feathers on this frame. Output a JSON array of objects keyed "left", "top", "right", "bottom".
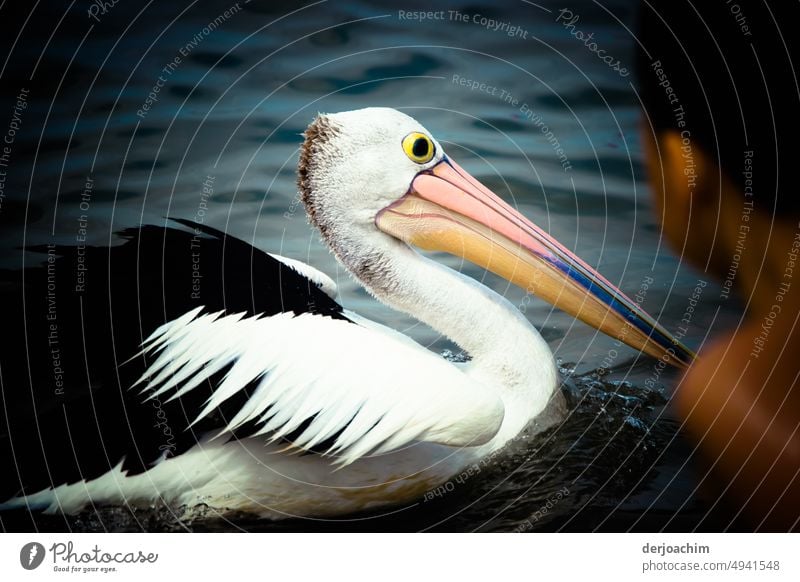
[{"left": 0, "top": 221, "right": 346, "bottom": 500}]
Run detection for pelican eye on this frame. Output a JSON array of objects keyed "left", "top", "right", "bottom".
[{"left": 402, "top": 132, "right": 435, "bottom": 164}]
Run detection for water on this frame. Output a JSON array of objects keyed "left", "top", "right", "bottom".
[{"left": 0, "top": 0, "right": 743, "bottom": 531}]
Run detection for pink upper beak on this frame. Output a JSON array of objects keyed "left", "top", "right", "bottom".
[{"left": 376, "top": 157, "right": 694, "bottom": 368}]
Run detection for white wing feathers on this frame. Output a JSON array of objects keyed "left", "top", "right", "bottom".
[{"left": 134, "top": 308, "right": 504, "bottom": 466}]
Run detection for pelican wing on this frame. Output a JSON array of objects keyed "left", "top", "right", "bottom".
[
  {"left": 267, "top": 253, "right": 339, "bottom": 300},
  {"left": 135, "top": 308, "right": 504, "bottom": 466}
]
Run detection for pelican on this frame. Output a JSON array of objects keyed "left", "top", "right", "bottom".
[{"left": 0, "top": 108, "right": 692, "bottom": 520}]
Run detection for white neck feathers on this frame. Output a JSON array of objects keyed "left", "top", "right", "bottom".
[{"left": 349, "top": 238, "right": 559, "bottom": 438}]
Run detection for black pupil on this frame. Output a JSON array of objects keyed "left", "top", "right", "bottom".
[{"left": 412, "top": 137, "right": 430, "bottom": 158}]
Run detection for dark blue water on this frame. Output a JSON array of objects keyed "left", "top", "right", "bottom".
[{"left": 0, "top": 0, "right": 743, "bottom": 531}]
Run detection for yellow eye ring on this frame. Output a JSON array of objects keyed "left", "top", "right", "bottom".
[{"left": 402, "top": 132, "right": 435, "bottom": 164}]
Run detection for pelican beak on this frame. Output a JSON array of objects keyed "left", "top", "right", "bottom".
[{"left": 376, "top": 156, "right": 695, "bottom": 368}]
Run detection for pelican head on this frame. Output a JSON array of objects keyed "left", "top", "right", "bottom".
[{"left": 299, "top": 107, "right": 693, "bottom": 367}]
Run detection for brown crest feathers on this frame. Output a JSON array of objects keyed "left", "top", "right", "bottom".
[{"left": 297, "top": 114, "right": 339, "bottom": 229}]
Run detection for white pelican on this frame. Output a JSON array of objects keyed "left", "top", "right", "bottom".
[{"left": 0, "top": 107, "right": 692, "bottom": 520}]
